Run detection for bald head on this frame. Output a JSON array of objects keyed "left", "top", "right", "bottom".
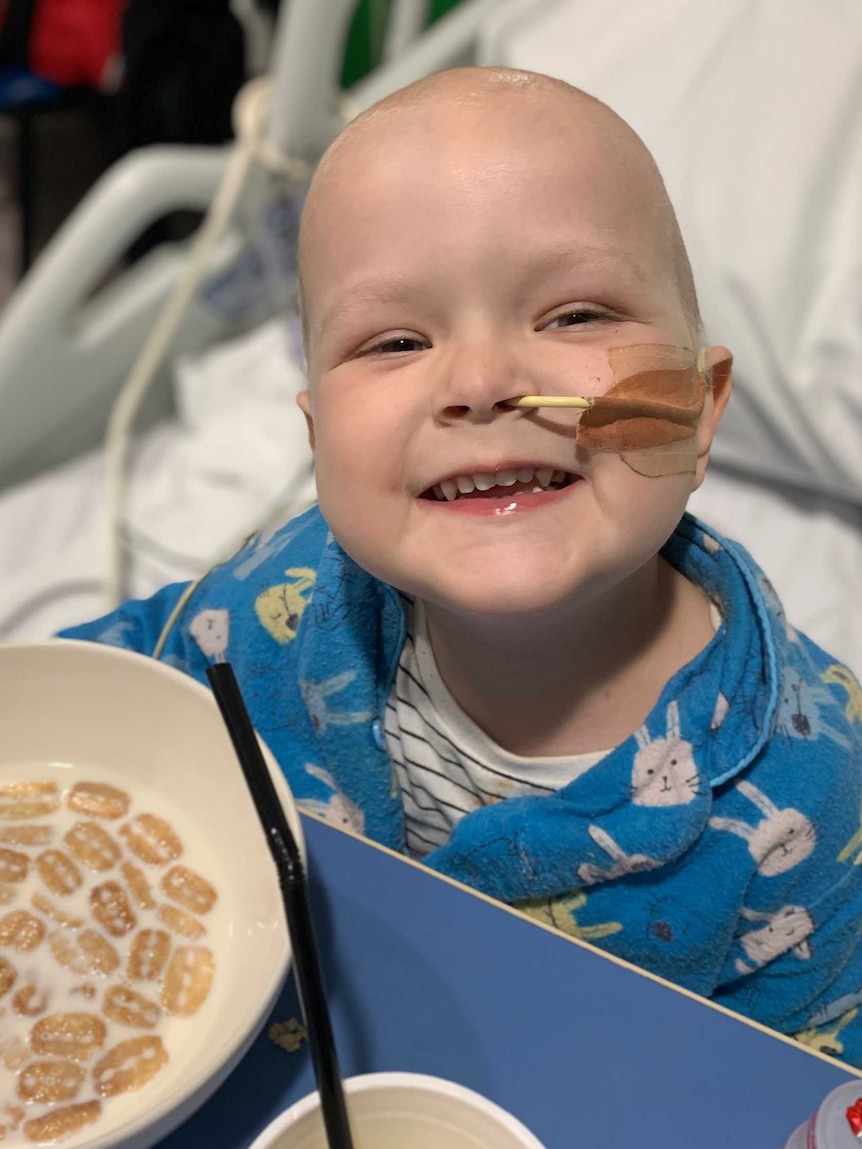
[{"left": 298, "top": 67, "right": 701, "bottom": 360}]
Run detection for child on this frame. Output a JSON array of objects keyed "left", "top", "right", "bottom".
[{"left": 64, "top": 68, "right": 862, "bottom": 1065}]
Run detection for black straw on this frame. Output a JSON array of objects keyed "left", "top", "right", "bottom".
[{"left": 206, "top": 662, "right": 355, "bottom": 1149}]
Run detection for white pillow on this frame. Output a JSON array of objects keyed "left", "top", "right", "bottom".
[{"left": 480, "top": 0, "right": 862, "bottom": 502}]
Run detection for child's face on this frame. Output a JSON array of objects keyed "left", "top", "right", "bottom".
[{"left": 298, "top": 79, "right": 731, "bottom": 619}]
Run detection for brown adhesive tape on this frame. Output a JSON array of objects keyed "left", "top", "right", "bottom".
[
  {"left": 620, "top": 444, "right": 698, "bottom": 477},
  {"left": 577, "top": 345, "right": 704, "bottom": 452},
  {"left": 608, "top": 343, "right": 698, "bottom": 375},
  {"left": 577, "top": 344, "right": 704, "bottom": 476}
]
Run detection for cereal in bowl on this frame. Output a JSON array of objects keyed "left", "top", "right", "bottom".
[{"left": 0, "top": 776, "right": 220, "bottom": 1144}]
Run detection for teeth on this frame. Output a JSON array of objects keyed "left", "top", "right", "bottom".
[{"left": 431, "top": 465, "right": 570, "bottom": 500}]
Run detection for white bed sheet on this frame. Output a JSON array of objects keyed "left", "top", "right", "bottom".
[{"left": 0, "top": 318, "right": 315, "bottom": 644}]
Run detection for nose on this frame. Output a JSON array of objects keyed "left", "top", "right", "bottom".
[{"left": 434, "top": 337, "right": 528, "bottom": 425}]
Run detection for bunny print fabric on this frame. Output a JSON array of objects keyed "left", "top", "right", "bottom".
[{"left": 62, "top": 507, "right": 862, "bottom": 1065}]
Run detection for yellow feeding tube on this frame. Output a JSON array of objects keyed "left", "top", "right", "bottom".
[{"left": 506, "top": 395, "right": 594, "bottom": 409}]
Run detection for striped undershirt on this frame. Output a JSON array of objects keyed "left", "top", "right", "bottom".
[
  {"left": 386, "top": 596, "right": 724, "bottom": 859},
  {"left": 385, "top": 596, "right": 610, "bottom": 859}
]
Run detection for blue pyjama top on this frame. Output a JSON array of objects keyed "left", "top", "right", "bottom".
[{"left": 62, "top": 507, "right": 862, "bottom": 1067}]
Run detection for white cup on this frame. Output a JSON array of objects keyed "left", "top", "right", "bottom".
[
  {"left": 249, "top": 1072, "right": 548, "bottom": 1149},
  {"left": 781, "top": 1079, "right": 862, "bottom": 1147}
]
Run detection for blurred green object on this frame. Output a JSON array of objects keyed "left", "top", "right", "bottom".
[{"left": 341, "top": 0, "right": 465, "bottom": 87}]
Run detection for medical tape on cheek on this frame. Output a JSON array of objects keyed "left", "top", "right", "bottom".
[{"left": 576, "top": 344, "right": 706, "bottom": 477}]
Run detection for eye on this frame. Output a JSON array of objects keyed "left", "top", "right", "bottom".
[
  {"left": 358, "top": 335, "right": 430, "bottom": 356},
  {"left": 541, "top": 308, "right": 610, "bottom": 331}
]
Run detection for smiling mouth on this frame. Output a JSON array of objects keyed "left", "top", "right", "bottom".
[{"left": 421, "top": 466, "right": 577, "bottom": 502}]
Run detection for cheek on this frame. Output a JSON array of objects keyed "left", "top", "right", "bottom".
[
  {"left": 315, "top": 365, "right": 433, "bottom": 462},
  {"left": 590, "top": 456, "right": 693, "bottom": 543},
  {"left": 312, "top": 391, "right": 386, "bottom": 480},
  {"left": 310, "top": 386, "right": 420, "bottom": 531}
]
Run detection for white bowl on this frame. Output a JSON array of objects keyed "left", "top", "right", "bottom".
[
  {"left": 250, "top": 1072, "right": 548, "bottom": 1149},
  {"left": 0, "top": 640, "right": 298, "bottom": 1149}
]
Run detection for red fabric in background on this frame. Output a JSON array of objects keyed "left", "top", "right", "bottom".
[{"left": 29, "top": 0, "right": 125, "bottom": 90}]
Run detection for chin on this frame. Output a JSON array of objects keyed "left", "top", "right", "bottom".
[{"left": 413, "top": 569, "right": 590, "bottom": 621}]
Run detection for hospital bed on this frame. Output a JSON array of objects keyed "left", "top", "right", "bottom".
[{"left": 0, "top": 0, "right": 860, "bottom": 679}]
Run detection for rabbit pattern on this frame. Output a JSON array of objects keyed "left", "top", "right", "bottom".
[
  {"left": 795, "top": 1007, "right": 859, "bottom": 1058},
  {"left": 801, "top": 989, "right": 862, "bottom": 1033},
  {"left": 255, "top": 567, "right": 316, "bottom": 644},
  {"left": 189, "top": 607, "right": 230, "bottom": 661},
  {"left": 299, "top": 671, "right": 375, "bottom": 734},
  {"left": 775, "top": 665, "right": 853, "bottom": 751},
  {"left": 708, "top": 780, "right": 816, "bottom": 877},
  {"left": 577, "top": 826, "right": 662, "bottom": 886},
  {"left": 233, "top": 517, "right": 313, "bottom": 581},
  {"left": 823, "top": 664, "right": 862, "bottom": 726},
  {"left": 734, "top": 905, "right": 814, "bottom": 974},
  {"left": 632, "top": 701, "right": 701, "bottom": 807},
  {"left": 710, "top": 692, "right": 730, "bottom": 731},
  {"left": 298, "top": 764, "right": 366, "bottom": 834},
  {"left": 517, "top": 889, "right": 624, "bottom": 942}
]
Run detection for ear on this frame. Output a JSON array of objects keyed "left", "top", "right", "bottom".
[
  {"left": 666, "top": 700, "right": 681, "bottom": 741},
  {"left": 296, "top": 390, "right": 316, "bottom": 452},
  {"left": 305, "top": 763, "right": 336, "bottom": 791},
  {"left": 708, "top": 816, "right": 754, "bottom": 842},
  {"left": 692, "top": 346, "right": 733, "bottom": 490}
]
